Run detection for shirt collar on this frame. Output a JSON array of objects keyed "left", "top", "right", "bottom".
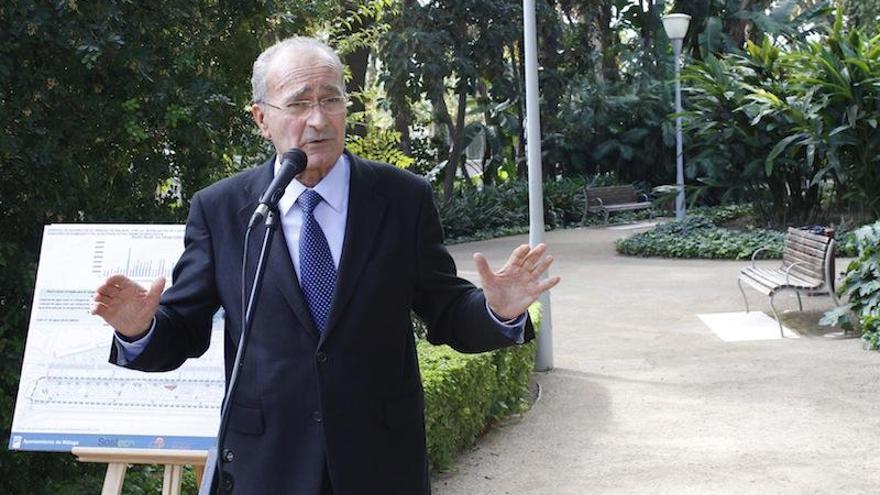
[{"left": 274, "top": 153, "right": 349, "bottom": 216}]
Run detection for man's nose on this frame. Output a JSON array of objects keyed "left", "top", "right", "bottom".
[{"left": 305, "top": 104, "right": 328, "bottom": 129}]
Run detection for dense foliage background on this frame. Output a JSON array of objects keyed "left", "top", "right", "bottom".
[
  {"left": 2, "top": 0, "right": 879, "bottom": 492},
  {"left": 0, "top": 1, "right": 339, "bottom": 492},
  {"left": 683, "top": 12, "right": 880, "bottom": 226}
]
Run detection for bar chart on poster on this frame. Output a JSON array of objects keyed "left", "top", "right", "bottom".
[{"left": 9, "top": 224, "right": 224, "bottom": 453}]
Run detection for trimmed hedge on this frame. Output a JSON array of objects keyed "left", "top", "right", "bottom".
[{"left": 419, "top": 304, "right": 542, "bottom": 471}]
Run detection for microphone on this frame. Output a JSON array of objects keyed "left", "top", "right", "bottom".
[{"left": 248, "top": 148, "right": 308, "bottom": 229}]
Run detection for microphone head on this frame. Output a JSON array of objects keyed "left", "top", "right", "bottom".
[
  {"left": 257, "top": 148, "right": 308, "bottom": 211},
  {"left": 250, "top": 148, "right": 310, "bottom": 228},
  {"left": 280, "top": 148, "right": 308, "bottom": 176}
]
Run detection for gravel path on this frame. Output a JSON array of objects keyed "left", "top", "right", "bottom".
[{"left": 432, "top": 225, "right": 880, "bottom": 494}]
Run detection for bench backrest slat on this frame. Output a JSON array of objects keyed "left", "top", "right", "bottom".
[
  {"left": 791, "top": 235, "right": 831, "bottom": 252},
  {"left": 785, "top": 251, "right": 826, "bottom": 280},
  {"left": 782, "top": 227, "right": 833, "bottom": 282},
  {"left": 786, "top": 241, "right": 827, "bottom": 258},
  {"left": 585, "top": 185, "right": 638, "bottom": 204}
]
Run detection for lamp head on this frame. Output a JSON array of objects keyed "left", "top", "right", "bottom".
[{"left": 662, "top": 13, "right": 691, "bottom": 41}]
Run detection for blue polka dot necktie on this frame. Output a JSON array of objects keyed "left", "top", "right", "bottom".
[{"left": 298, "top": 189, "right": 337, "bottom": 332}]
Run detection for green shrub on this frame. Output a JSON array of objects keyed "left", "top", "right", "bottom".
[
  {"left": 614, "top": 204, "right": 862, "bottom": 260},
  {"left": 862, "top": 315, "right": 880, "bottom": 351},
  {"left": 688, "top": 204, "right": 754, "bottom": 225},
  {"left": 439, "top": 177, "right": 658, "bottom": 244},
  {"left": 438, "top": 181, "right": 530, "bottom": 242},
  {"left": 347, "top": 129, "right": 415, "bottom": 170},
  {"left": 420, "top": 304, "right": 541, "bottom": 471},
  {"left": 615, "top": 207, "right": 784, "bottom": 260},
  {"left": 683, "top": 18, "right": 880, "bottom": 226},
  {"left": 821, "top": 221, "right": 880, "bottom": 347},
  {"left": 834, "top": 230, "right": 860, "bottom": 257}
]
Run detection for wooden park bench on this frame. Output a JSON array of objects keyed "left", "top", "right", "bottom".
[
  {"left": 582, "top": 184, "right": 653, "bottom": 224},
  {"left": 737, "top": 227, "right": 844, "bottom": 337}
]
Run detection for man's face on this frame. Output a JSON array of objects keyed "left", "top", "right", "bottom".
[{"left": 252, "top": 51, "right": 346, "bottom": 176}]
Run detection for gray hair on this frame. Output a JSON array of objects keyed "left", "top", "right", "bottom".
[{"left": 251, "top": 37, "right": 345, "bottom": 103}]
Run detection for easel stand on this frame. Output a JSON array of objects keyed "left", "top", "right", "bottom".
[{"left": 72, "top": 447, "right": 207, "bottom": 495}]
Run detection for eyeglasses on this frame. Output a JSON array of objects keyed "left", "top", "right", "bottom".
[{"left": 258, "top": 96, "right": 348, "bottom": 117}]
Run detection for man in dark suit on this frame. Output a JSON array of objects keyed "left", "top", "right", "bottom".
[{"left": 91, "top": 37, "right": 559, "bottom": 494}]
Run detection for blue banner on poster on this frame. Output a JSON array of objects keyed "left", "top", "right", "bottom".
[{"left": 9, "top": 432, "right": 215, "bottom": 452}]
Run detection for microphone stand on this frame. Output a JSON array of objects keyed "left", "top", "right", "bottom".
[{"left": 200, "top": 210, "right": 279, "bottom": 494}]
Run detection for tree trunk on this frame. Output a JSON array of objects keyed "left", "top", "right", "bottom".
[
  {"left": 393, "top": 109, "right": 412, "bottom": 155},
  {"left": 515, "top": 40, "right": 527, "bottom": 179},
  {"left": 340, "top": 0, "right": 372, "bottom": 137},
  {"left": 539, "top": 0, "right": 562, "bottom": 179},
  {"left": 443, "top": 85, "right": 469, "bottom": 201},
  {"left": 344, "top": 47, "right": 370, "bottom": 137},
  {"left": 580, "top": 0, "right": 606, "bottom": 86},
  {"left": 726, "top": 0, "right": 753, "bottom": 49},
  {"left": 599, "top": 0, "right": 617, "bottom": 83},
  {"left": 478, "top": 81, "right": 495, "bottom": 187},
  {"left": 425, "top": 75, "right": 454, "bottom": 173},
  {"left": 641, "top": 0, "right": 660, "bottom": 77}
]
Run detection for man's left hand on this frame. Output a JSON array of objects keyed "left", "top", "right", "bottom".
[{"left": 473, "top": 243, "right": 561, "bottom": 321}]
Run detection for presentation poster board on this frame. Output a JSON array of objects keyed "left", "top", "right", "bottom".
[{"left": 8, "top": 224, "right": 224, "bottom": 452}]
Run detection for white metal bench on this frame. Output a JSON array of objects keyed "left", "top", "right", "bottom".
[
  {"left": 582, "top": 185, "right": 653, "bottom": 224},
  {"left": 737, "top": 227, "right": 843, "bottom": 336}
]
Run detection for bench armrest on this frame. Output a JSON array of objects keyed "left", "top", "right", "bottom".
[
  {"left": 783, "top": 261, "right": 807, "bottom": 284},
  {"left": 750, "top": 247, "right": 773, "bottom": 267},
  {"left": 591, "top": 197, "right": 605, "bottom": 207},
  {"left": 639, "top": 193, "right": 650, "bottom": 202}
]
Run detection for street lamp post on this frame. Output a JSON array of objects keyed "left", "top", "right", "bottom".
[
  {"left": 523, "top": 0, "right": 553, "bottom": 371},
  {"left": 662, "top": 13, "right": 691, "bottom": 221}
]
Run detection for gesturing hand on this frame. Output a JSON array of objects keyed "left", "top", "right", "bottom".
[
  {"left": 90, "top": 274, "right": 165, "bottom": 338},
  {"left": 473, "top": 243, "right": 561, "bottom": 321}
]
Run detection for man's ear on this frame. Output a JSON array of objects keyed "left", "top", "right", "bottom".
[{"left": 251, "top": 103, "right": 272, "bottom": 139}]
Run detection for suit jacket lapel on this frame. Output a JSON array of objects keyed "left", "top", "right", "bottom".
[
  {"left": 266, "top": 224, "right": 319, "bottom": 337},
  {"left": 320, "top": 152, "right": 387, "bottom": 346},
  {"left": 238, "top": 155, "right": 319, "bottom": 338}
]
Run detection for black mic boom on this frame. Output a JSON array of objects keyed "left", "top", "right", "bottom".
[{"left": 248, "top": 148, "right": 308, "bottom": 228}]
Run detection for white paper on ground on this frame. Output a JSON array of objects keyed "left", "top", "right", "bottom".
[
  {"left": 606, "top": 221, "right": 659, "bottom": 231},
  {"left": 698, "top": 311, "right": 799, "bottom": 342}
]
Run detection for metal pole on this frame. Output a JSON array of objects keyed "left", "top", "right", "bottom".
[
  {"left": 523, "top": 0, "right": 553, "bottom": 371},
  {"left": 672, "top": 38, "right": 686, "bottom": 220}
]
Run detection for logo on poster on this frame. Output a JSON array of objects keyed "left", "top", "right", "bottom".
[{"left": 98, "top": 437, "right": 136, "bottom": 448}]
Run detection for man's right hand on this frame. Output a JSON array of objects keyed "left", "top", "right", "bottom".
[{"left": 91, "top": 275, "right": 165, "bottom": 339}]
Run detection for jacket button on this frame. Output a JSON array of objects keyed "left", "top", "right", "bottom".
[
  {"left": 316, "top": 352, "right": 328, "bottom": 363},
  {"left": 312, "top": 411, "right": 322, "bottom": 422}
]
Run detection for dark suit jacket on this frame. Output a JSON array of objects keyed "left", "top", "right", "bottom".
[{"left": 110, "top": 152, "right": 534, "bottom": 494}]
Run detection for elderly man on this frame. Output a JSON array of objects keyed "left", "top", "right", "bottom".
[{"left": 92, "top": 37, "right": 559, "bottom": 494}]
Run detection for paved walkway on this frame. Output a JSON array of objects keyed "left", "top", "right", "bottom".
[{"left": 432, "top": 224, "right": 880, "bottom": 494}]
